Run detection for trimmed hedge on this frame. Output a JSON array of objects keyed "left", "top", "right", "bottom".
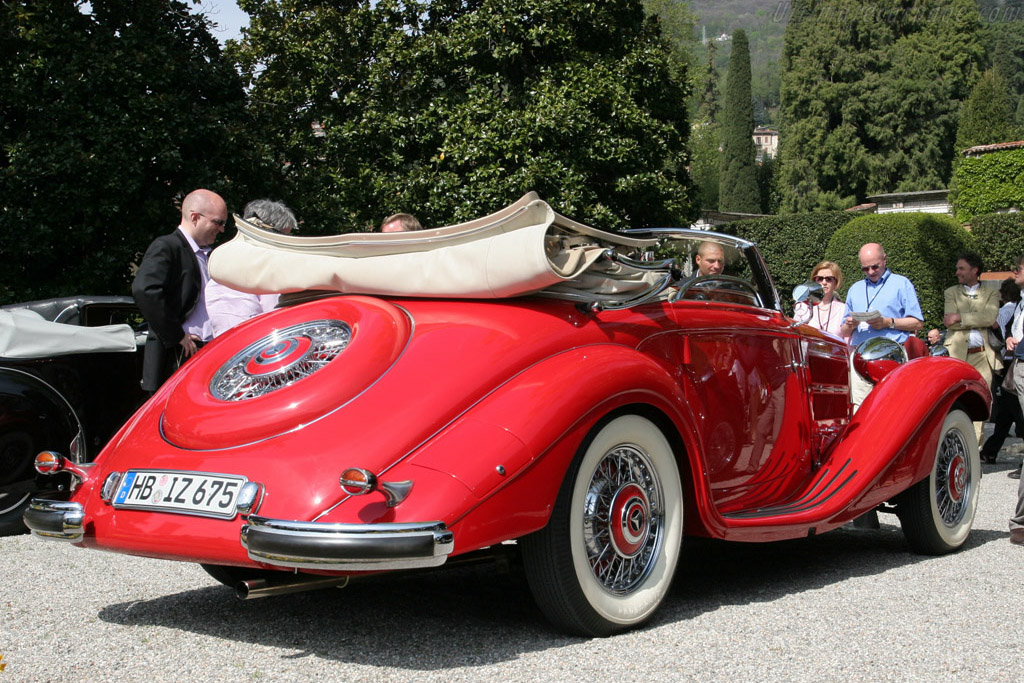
[
  {"left": 826, "top": 214, "right": 976, "bottom": 332},
  {"left": 969, "top": 212, "right": 1024, "bottom": 273},
  {"left": 718, "top": 212, "right": 857, "bottom": 314},
  {"left": 952, "top": 147, "right": 1024, "bottom": 222}
]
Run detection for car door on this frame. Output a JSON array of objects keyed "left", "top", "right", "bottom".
[
  {"left": 677, "top": 319, "right": 814, "bottom": 512},
  {"left": 657, "top": 234, "right": 817, "bottom": 513}
]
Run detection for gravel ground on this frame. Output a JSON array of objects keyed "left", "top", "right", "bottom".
[{"left": 2, "top": 446, "right": 1022, "bottom": 683}]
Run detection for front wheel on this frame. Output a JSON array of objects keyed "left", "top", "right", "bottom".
[
  {"left": 520, "top": 414, "right": 683, "bottom": 637},
  {"left": 898, "top": 409, "right": 980, "bottom": 554}
]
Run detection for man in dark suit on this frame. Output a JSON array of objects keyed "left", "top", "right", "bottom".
[{"left": 132, "top": 189, "right": 227, "bottom": 392}]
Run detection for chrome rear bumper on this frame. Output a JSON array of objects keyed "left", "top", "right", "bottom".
[
  {"left": 240, "top": 516, "right": 454, "bottom": 571},
  {"left": 24, "top": 500, "right": 85, "bottom": 541}
]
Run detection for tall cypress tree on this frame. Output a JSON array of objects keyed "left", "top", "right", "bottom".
[{"left": 718, "top": 28, "right": 759, "bottom": 213}]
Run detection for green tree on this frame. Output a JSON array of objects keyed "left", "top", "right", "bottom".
[
  {"left": 642, "top": 0, "right": 698, "bottom": 76},
  {"left": 690, "top": 121, "right": 720, "bottom": 211},
  {"left": 756, "top": 153, "right": 778, "bottom": 214},
  {"left": 0, "top": 0, "right": 265, "bottom": 304},
  {"left": 231, "top": 0, "right": 695, "bottom": 233},
  {"left": 718, "top": 28, "right": 758, "bottom": 213},
  {"left": 988, "top": 13, "right": 1024, "bottom": 129},
  {"left": 778, "top": 0, "right": 986, "bottom": 213},
  {"left": 955, "top": 68, "right": 1022, "bottom": 152}
]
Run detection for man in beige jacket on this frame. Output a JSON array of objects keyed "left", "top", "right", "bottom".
[{"left": 943, "top": 252, "right": 1000, "bottom": 441}]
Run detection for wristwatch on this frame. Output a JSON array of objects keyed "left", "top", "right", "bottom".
[{"left": 888, "top": 317, "right": 896, "bottom": 329}]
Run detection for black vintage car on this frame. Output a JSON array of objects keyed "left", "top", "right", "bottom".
[{"left": 0, "top": 296, "right": 146, "bottom": 534}]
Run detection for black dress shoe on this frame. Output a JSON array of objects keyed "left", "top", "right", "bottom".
[
  {"left": 1010, "top": 466, "right": 1022, "bottom": 480},
  {"left": 981, "top": 452, "right": 998, "bottom": 464}
]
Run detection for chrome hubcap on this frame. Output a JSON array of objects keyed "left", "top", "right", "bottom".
[
  {"left": 582, "top": 444, "right": 664, "bottom": 594},
  {"left": 210, "top": 320, "right": 351, "bottom": 401},
  {"left": 936, "top": 428, "right": 971, "bottom": 526}
]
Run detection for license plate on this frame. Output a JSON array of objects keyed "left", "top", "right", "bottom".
[{"left": 113, "top": 470, "right": 247, "bottom": 519}]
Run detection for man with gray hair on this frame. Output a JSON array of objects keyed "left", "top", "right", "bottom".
[
  {"left": 242, "top": 199, "right": 298, "bottom": 235},
  {"left": 205, "top": 199, "right": 298, "bottom": 337}
]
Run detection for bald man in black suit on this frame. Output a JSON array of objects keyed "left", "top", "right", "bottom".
[{"left": 132, "top": 189, "right": 227, "bottom": 392}]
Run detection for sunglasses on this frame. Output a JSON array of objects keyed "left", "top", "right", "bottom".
[
  {"left": 860, "top": 263, "right": 883, "bottom": 273},
  {"left": 814, "top": 275, "right": 836, "bottom": 284},
  {"left": 198, "top": 213, "right": 227, "bottom": 228}
]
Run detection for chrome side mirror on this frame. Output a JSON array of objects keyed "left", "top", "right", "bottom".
[
  {"left": 853, "top": 337, "right": 907, "bottom": 384},
  {"left": 791, "top": 281, "right": 824, "bottom": 326},
  {"left": 793, "top": 281, "right": 824, "bottom": 306}
]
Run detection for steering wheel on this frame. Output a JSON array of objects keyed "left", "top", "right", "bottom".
[{"left": 673, "top": 275, "right": 761, "bottom": 306}]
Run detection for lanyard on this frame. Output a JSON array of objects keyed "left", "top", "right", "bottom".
[{"left": 863, "top": 273, "right": 889, "bottom": 311}]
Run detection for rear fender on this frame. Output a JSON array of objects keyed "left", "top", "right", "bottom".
[{"left": 398, "top": 344, "right": 702, "bottom": 554}]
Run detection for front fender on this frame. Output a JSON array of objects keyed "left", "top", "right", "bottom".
[{"left": 829, "top": 356, "right": 990, "bottom": 514}]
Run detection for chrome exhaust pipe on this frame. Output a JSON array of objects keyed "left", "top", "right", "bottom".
[{"left": 236, "top": 574, "right": 350, "bottom": 600}]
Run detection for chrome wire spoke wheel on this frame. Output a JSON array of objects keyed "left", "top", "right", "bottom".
[
  {"left": 898, "top": 409, "right": 980, "bottom": 555},
  {"left": 521, "top": 414, "right": 683, "bottom": 636},
  {"left": 582, "top": 444, "right": 664, "bottom": 594},
  {"left": 935, "top": 426, "right": 971, "bottom": 527}
]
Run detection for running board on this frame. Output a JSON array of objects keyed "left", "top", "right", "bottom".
[{"left": 721, "top": 458, "right": 857, "bottom": 520}]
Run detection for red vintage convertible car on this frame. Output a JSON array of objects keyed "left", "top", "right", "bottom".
[{"left": 26, "top": 194, "right": 989, "bottom": 636}]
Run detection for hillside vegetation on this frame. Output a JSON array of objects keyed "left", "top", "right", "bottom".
[{"left": 689, "top": 0, "right": 786, "bottom": 123}]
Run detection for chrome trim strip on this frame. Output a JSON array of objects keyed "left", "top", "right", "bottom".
[
  {"left": 23, "top": 499, "right": 85, "bottom": 541},
  {"left": 810, "top": 384, "right": 849, "bottom": 395},
  {"left": 622, "top": 226, "right": 758, "bottom": 250},
  {"left": 240, "top": 516, "right": 453, "bottom": 571}
]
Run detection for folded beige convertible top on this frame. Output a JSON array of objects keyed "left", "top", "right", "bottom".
[{"left": 208, "top": 193, "right": 664, "bottom": 301}]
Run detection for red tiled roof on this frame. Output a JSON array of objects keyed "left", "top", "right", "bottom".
[{"left": 962, "top": 140, "right": 1024, "bottom": 156}]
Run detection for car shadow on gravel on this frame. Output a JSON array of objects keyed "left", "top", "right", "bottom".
[
  {"left": 97, "top": 521, "right": 1006, "bottom": 668},
  {"left": 650, "top": 519, "right": 1007, "bottom": 628}
]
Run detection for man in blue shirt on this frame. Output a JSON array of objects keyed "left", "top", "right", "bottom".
[{"left": 840, "top": 242, "right": 924, "bottom": 347}]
